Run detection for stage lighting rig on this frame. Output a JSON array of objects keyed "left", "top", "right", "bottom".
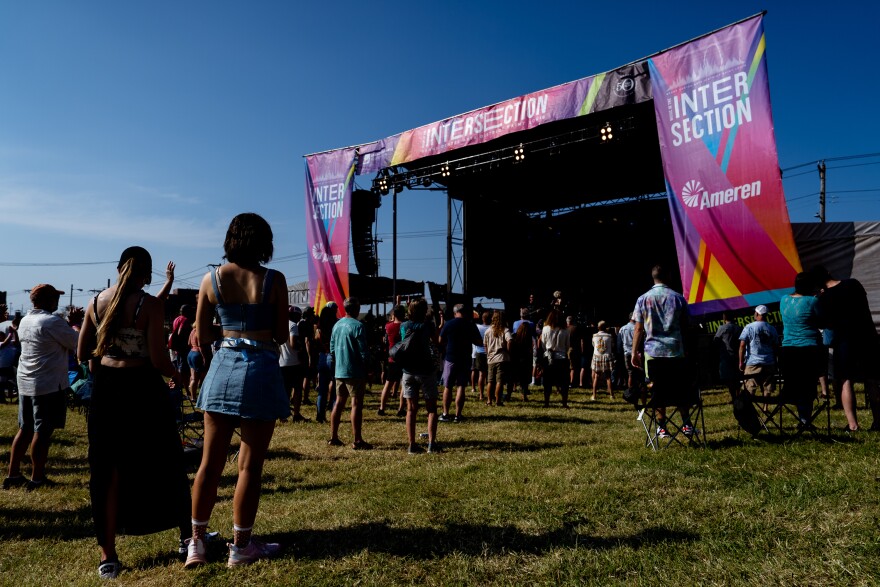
[
  {"left": 370, "top": 114, "right": 637, "bottom": 194},
  {"left": 375, "top": 173, "right": 390, "bottom": 195}
]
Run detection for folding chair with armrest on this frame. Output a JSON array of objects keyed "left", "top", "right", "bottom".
[
  {"left": 743, "top": 350, "right": 830, "bottom": 438},
  {"left": 635, "top": 357, "right": 706, "bottom": 450}
]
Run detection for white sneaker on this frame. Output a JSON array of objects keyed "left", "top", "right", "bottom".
[
  {"left": 227, "top": 538, "right": 281, "bottom": 567},
  {"left": 184, "top": 537, "right": 207, "bottom": 568}
]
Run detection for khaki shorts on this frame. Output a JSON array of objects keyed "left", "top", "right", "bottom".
[
  {"left": 487, "top": 362, "right": 508, "bottom": 385},
  {"left": 336, "top": 378, "right": 366, "bottom": 397},
  {"left": 743, "top": 364, "right": 776, "bottom": 395}
]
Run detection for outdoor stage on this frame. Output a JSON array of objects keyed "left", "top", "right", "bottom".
[{"left": 305, "top": 13, "right": 804, "bottom": 325}]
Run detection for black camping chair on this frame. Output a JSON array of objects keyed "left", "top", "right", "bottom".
[
  {"left": 169, "top": 388, "right": 204, "bottom": 469},
  {"left": 741, "top": 351, "right": 830, "bottom": 438},
  {"left": 634, "top": 357, "right": 706, "bottom": 450}
]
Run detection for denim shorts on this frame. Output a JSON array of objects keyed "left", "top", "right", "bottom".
[
  {"left": 197, "top": 346, "right": 290, "bottom": 421},
  {"left": 19, "top": 390, "right": 67, "bottom": 433},
  {"left": 187, "top": 350, "right": 205, "bottom": 373}
]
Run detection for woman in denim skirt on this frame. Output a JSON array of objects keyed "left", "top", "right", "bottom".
[{"left": 185, "top": 213, "right": 290, "bottom": 569}]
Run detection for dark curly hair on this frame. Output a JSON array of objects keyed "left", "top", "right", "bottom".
[{"left": 223, "top": 213, "right": 274, "bottom": 266}]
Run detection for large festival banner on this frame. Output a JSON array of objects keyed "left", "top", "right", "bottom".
[
  {"left": 305, "top": 148, "right": 357, "bottom": 314},
  {"left": 649, "top": 15, "right": 801, "bottom": 315},
  {"left": 356, "top": 63, "right": 651, "bottom": 175}
]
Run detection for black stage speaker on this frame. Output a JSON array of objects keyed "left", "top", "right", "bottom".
[{"left": 351, "top": 189, "right": 381, "bottom": 276}]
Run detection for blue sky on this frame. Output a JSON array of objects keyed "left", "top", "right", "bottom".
[{"left": 1, "top": 1, "right": 877, "bottom": 313}]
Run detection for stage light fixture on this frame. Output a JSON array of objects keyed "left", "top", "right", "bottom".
[
  {"left": 394, "top": 183, "right": 404, "bottom": 194},
  {"left": 514, "top": 143, "right": 525, "bottom": 162},
  {"left": 373, "top": 175, "right": 388, "bottom": 196},
  {"left": 441, "top": 163, "right": 451, "bottom": 178},
  {"left": 601, "top": 123, "right": 613, "bottom": 141},
  {"left": 422, "top": 177, "right": 432, "bottom": 187}
]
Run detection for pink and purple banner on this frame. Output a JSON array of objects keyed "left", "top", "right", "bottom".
[
  {"left": 649, "top": 15, "right": 801, "bottom": 314},
  {"left": 356, "top": 63, "right": 652, "bottom": 174},
  {"left": 306, "top": 63, "right": 652, "bottom": 304},
  {"left": 304, "top": 148, "right": 357, "bottom": 313}
]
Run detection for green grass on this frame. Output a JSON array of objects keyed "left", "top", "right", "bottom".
[{"left": 1, "top": 386, "right": 879, "bottom": 586}]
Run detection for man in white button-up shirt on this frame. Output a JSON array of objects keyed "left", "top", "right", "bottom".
[{"left": 3, "top": 284, "right": 78, "bottom": 491}]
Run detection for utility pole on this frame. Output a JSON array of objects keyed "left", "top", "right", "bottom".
[
  {"left": 818, "top": 160, "right": 826, "bottom": 223},
  {"left": 68, "top": 285, "right": 85, "bottom": 309},
  {"left": 392, "top": 191, "right": 397, "bottom": 302}
]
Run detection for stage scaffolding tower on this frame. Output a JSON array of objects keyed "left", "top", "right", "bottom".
[{"left": 447, "top": 195, "right": 465, "bottom": 307}]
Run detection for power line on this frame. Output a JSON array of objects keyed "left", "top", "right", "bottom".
[
  {"left": 781, "top": 152, "right": 880, "bottom": 172},
  {"left": 786, "top": 192, "right": 819, "bottom": 202},
  {"left": 0, "top": 260, "right": 116, "bottom": 267}
]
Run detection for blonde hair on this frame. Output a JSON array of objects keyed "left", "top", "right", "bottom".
[
  {"left": 490, "top": 310, "right": 505, "bottom": 337},
  {"left": 94, "top": 255, "right": 151, "bottom": 357}
]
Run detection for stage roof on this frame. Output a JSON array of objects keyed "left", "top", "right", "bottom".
[{"left": 305, "top": 14, "right": 762, "bottom": 217}]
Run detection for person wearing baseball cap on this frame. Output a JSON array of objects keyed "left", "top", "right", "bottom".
[
  {"left": 738, "top": 304, "right": 779, "bottom": 399},
  {"left": 4, "top": 283, "right": 77, "bottom": 492}
]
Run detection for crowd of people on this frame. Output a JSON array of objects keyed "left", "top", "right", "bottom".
[{"left": 2, "top": 210, "right": 878, "bottom": 580}]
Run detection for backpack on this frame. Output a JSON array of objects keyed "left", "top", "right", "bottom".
[
  {"left": 733, "top": 394, "right": 761, "bottom": 437},
  {"left": 390, "top": 323, "right": 432, "bottom": 373}
]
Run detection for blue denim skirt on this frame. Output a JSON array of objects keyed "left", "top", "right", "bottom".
[{"left": 197, "top": 346, "right": 290, "bottom": 421}]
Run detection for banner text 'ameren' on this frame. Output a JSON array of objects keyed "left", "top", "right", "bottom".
[{"left": 312, "top": 183, "right": 345, "bottom": 220}]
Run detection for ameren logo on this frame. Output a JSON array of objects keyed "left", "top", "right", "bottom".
[
  {"left": 680, "top": 179, "right": 762, "bottom": 210},
  {"left": 312, "top": 243, "right": 342, "bottom": 264}
]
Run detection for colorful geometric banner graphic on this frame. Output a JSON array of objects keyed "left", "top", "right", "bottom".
[
  {"left": 355, "top": 62, "right": 652, "bottom": 175},
  {"left": 305, "top": 148, "right": 357, "bottom": 313},
  {"left": 649, "top": 15, "right": 801, "bottom": 315}
]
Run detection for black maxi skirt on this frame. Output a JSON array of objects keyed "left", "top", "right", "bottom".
[{"left": 88, "top": 364, "right": 191, "bottom": 545}]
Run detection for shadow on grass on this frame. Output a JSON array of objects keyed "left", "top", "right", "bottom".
[
  {"left": 271, "top": 521, "right": 698, "bottom": 559},
  {"left": 439, "top": 439, "right": 565, "bottom": 452},
  {"left": 707, "top": 432, "right": 841, "bottom": 449},
  {"left": 261, "top": 481, "right": 341, "bottom": 497},
  {"left": 265, "top": 447, "right": 307, "bottom": 461},
  {"left": 462, "top": 413, "right": 595, "bottom": 425},
  {"left": 0, "top": 504, "right": 94, "bottom": 540}
]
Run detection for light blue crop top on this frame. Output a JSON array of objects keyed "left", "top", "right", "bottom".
[{"left": 212, "top": 268, "right": 277, "bottom": 332}]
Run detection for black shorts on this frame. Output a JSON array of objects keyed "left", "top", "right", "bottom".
[
  {"left": 281, "top": 364, "right": 305, "bottom": 393},
  {"left": 472, "top": 353, "right": 488, "bottom": 373},
  {"left": 383, "top": 362, "right": 402, "bottom": 383},
  {"left": 833, "top": 336, "right": 880, "bottom": 381}
]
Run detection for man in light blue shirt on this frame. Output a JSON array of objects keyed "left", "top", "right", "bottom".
[
  {"left": 738, "top": 305, "right": 778, "bottom": 396},
  {"left": 618, "top": 314, "right": 640, "bottom": 390},
  {"left": 328, "top": 297, "right": 371, "bottom": 450}
]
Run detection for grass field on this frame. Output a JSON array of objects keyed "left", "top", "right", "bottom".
[{"left": 1, "top": 385, "right": 879, "bottom": 586}]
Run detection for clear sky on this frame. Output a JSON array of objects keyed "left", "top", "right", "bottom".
[{"left": 1, "top": 0, "right": 877, "bottom": 313}]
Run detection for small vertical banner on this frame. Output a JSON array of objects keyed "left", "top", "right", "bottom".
[
  {"left": 305, "top": 148, "right": 357, "bottom": 314},
  {"left": 649, "top": 15, "right": 801, "bottom": 315}
]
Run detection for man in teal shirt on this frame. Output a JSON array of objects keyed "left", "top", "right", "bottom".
[{"left": 328, "top": 298, "right": 371, "bottom": 450}]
